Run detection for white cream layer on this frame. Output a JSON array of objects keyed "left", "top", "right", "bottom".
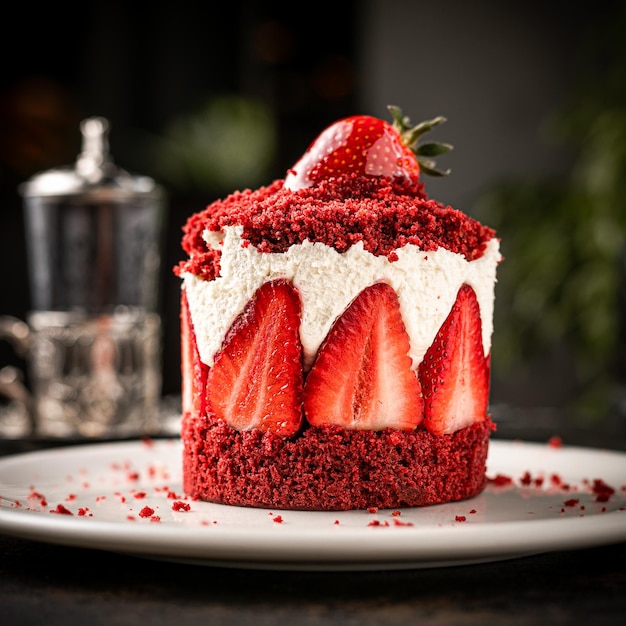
[{"left": 182, "top": 225, "right": 501, "bottom": 371}]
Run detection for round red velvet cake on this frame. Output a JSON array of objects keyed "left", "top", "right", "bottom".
[{"left": 176, "top": 109, "right": 501, "bottom": 511}]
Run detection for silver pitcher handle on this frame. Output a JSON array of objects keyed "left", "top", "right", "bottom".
[
  {"left": 0, "top": 316, "right": 31, "bottom": 357},
  {"left": 0, "top": 316, "right": 36, "bottom": 436}
]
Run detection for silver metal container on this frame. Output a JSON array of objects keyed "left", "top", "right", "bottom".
[{"left": 0, "top": 118, "right": 165, "bottom": 439}]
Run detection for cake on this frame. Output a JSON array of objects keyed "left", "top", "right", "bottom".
[{"left": 175, "top": 106, "right": 501, "bottom": 510}]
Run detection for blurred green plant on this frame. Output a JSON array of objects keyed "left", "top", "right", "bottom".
[
  {"left": 153, "top": 94, "right": 277, "bottom": 194},
  {"left": 474, "top": 10, "right": 626, "bottom": 416}
]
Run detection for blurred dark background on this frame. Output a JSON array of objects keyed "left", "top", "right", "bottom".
[{"left": 1, "top": 0, "right": 625, "bottom": 427}]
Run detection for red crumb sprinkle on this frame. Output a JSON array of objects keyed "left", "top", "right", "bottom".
[
  {"left": 172, "top": 500, "right": 191, "bottom": 512},
  {"left": 167, "top": 490, "right": 184, "bottom": 499},
  {"left": 139, "top": 506, "right": 155, "bottom": 518},
  {"left": 563, "top": 498, "right": 580, "bottom": 508},
  {"left": 489, "top": 474, "right": 514, "bottom": 487},
  {"left": 77, "top": 508, "right": 92, "bottom": 517},
  {"left": 367, "top": 519, "right": 390, "bottom": 527},
  {"left": 455, "top": 515, "right": 467, "bottom": 522},
  {"left": 273, "top": 515, "right": 284, "bottom": 523},
  {"left": 334, "top": 520, "right": 340, "bottom": 525},
  {"left": 50, "top": 504, "right": 73, "bottom": 515},
  {"left": 592, "top": 479, "right": 615, "bottom": 502},
  {"left": 127, "top": 471, "right": 140, "bottom": 482},
  {"left": 469, "top": 509, "right": 477, "bottom": 514},
  {"left": 133, "top": 491, "right": 147, "bottom": 499},
  {"left": 393, "top": 518, "right": 414, "bottom": 527},
  {"left": 392, "top": 510, "right": 401, "bottom": 517},
  {"left": 520, "top": 471, "right": 532, "bottom": 486},
  {"left": 141, "top": 437, "right": 154, "bottom": 448},
  {"left": 367, "top": 507, "right": 379, "bottom": 514},
  {"left": 150, "top": 516, "right": 161, "bottom": 523},
  {"left": 550, "top": 473, "right": 571, "bottom": 490},
  {"left": 548, "top": 436, "right": 563, "bottom": 448}
]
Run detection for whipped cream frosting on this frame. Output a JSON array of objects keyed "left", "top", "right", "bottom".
[{"left": 182, "top": 225, "right": 501, "bottom": 371}]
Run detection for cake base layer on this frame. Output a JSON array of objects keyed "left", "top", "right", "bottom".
[{"left": 182, "top": 413, "right": 494, "bottom": 511}]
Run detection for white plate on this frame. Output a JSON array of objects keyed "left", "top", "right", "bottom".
[{"left": 0, "top": 439, "right": 625, "bottom": 571}]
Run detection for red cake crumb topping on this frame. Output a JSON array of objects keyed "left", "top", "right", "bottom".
[
  {"left": 176, "top": 175, "right": 495, "bottom": 279},
  {"left": 28, "top": 491, "right": 47, "bottom": 507}
]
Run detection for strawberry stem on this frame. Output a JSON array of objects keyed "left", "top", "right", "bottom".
[{"left": 388, "top": 105, "right": 453, "bottom": 176}]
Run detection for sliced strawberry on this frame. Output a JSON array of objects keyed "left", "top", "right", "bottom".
[
  {"left": 180, "top": 288, "right": 208, "bottom": 417},
  {"left": 303, "top": 282, "right": 423, "bottom": 430},
  {"left": 206, "top": 279, "right": 304, "bottom": 437},
  {"left": 418, "top": 284, "right": 490, "bottom": 436},
  {"left": 284, "top": 106, "right": 451, "bottom": 191}
]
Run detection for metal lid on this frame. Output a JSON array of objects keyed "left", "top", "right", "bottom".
[{"left": 20, "top": 117, "right": 161, "bottom": 201}]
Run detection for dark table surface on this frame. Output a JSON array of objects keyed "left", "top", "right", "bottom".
[{"left": 1, "top": 408, "right": 625, "bottom": 626}]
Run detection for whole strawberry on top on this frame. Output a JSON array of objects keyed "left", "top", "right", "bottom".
[{"left": 284, "top": 105, "right": 452, "bottom": 190}]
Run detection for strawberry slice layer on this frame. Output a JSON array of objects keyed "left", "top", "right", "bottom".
[
  {"left": 418, "top": 283, "right": 490, "bottom": 436},
  {"left": 303, "top": 282, "right": 423, "bottom": 431},
  {"left": 206, "top": 279, "right": 304, "bottom": 438}
]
